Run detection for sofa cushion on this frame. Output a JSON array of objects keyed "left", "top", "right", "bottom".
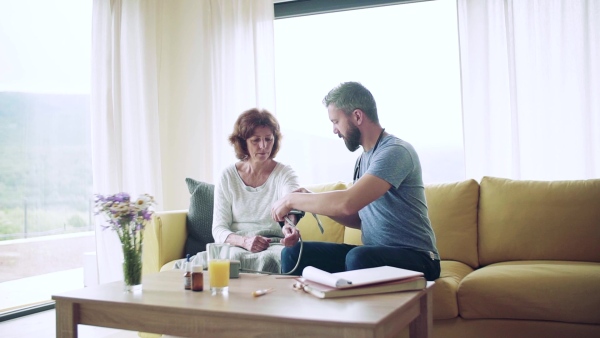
[
  {"left": 296, "top": 181, "right": 348, "bottom": 243},
  {"left": 433, "top": 260, "right": 474, "bottom": 320},
  {"left": 458, "top": 261, "right": 600, "bottom": 324},
  {"left": 425, "top": 179, "right": 479, "bottom": 268},
  {"left": 343, "top": 227, "right": 362, "bottom": 245},
  {"left": 478, "top": 176, "right": 600, "bottom": 265},
  {"left": 184, "top": 178, "right": 215, "bottom": 257},
  {"left": 433, "top": 318, "right": 600, "bottom": 338}
]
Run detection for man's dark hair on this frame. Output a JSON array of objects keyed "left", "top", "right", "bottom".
[{"left": 322, "top": 82, "right": 379, "bottom": 123}]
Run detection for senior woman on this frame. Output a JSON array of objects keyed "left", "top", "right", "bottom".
[{"left": 209, "top": 108, "right": 301, "bottom": 273}]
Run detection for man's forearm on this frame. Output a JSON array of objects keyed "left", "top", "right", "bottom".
[
  {"left": 286, "top": 190, "right": 362, "bottom": 229},
  {"left": 287, "top": 190, "right": 355, "bottom": 218}
]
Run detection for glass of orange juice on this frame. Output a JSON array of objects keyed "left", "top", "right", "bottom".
[{"left": 206, "top": 243, "right": 230, "bottom": 295}]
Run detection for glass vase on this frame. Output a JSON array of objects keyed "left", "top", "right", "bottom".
[{"left": 122, "top": 245, "right": 143, "bottom": 293}]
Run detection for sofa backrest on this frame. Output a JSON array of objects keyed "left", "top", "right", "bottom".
[
  {"left": 478, "top": 176, "right": 600, "bottom": 265},
  {"left": 294, "top": 181, "right": 367, "bottom": 245},
  {"left": 296, "top": 181, "right": 349, "bottom": 243},
  {"left": 298, "top": 179, "right": 482, "bottom": 263},
  {"left": 425, "top": 179, "right": 480, "bottom": 268}
]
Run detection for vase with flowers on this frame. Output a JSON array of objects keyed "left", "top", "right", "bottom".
[{"left": 95, "top": 192, "right": 155, "bottom": 292}]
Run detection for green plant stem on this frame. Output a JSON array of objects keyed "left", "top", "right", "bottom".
[{"left": 117, "top": 224, "right": 143, "bottom": 286}]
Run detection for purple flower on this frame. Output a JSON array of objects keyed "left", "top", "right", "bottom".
[{"left": 94, "top": 192, "right": 156, "bottom": 234}]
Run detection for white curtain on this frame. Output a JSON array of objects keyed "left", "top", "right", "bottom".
[
  {"left": 458, "top": 0, "right": 600, "bottom": 181},
  {"left": 91, "top": 0, "right": 275, "bottom": 284}
]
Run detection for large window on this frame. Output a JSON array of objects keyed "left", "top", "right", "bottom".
[
  {"left": 274, "top": 0, "right": 464, "bottom": 185},
  {"left": 0, "top": 0, "right": 93, "bottom": 313}
]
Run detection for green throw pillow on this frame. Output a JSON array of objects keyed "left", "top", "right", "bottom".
[{"left": 184, "top": 178, "right": 215, "bottom": 257}]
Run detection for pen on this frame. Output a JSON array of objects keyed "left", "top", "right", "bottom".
[{"left": 252, "top": 288, "right": 274, "bottom": 297}]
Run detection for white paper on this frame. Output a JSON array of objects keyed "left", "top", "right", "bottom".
[
  {"left": 302, "top": 265, "right": 424, "bottom": 289},
  {"left": 302, "top": 266, "right": 352, "bottom": 288},
  {"left": 332, "top": 266, "right": 423, "bottom": 287}
]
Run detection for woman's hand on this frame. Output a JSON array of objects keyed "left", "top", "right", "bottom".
[
  {"left": 243, "top": 235, "right": 271, "bottom": 253},
  {"left": 280, "top": 223, "right": 300, "bottom": 247}
]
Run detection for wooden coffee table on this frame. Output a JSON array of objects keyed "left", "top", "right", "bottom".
[{"left": 52, "top": 270, "right": 432, "bottom": 338}]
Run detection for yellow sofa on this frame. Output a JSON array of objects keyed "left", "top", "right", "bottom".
[{"left": 142, "top": 176, "right": 600, "bottom": 338}]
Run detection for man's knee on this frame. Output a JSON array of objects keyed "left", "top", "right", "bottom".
[
  {"left": 345, "top": 247, "right": 372, "bottom": 270},
  {"left": 282, "top": 243, "right": 300, "bottom": 259}
]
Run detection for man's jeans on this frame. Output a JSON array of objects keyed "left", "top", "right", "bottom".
[{"left": 282, "top": 242, "right": 441, "bottom": 281}]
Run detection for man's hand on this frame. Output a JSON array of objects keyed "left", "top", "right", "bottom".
[
  {"left": 243, "top": 236, "right": 271, "bottom": 253},
  {"left": 271, "top": 194, "right": 293, "bottom": 223},
  {"left": 271, "top": 187, "right": 312, "bottom": 222},
  {"left": 280, "top": 223, "right": 300, "bottom": 247}
]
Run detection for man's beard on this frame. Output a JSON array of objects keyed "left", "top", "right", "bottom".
[{"left": 342, "top": 124, "right": 361, "bottom": 152}]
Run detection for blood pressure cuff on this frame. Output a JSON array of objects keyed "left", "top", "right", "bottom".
[{"left": 278, "top": 210, "right": 305, "bottom": 227}]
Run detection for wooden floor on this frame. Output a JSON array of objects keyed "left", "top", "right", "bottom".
[
  {"left": 0, "top": 308, "right": 138, "bottom": 338},
  {"left": 0, "top": 268, "right": 138, "bottom": 338},
  {"left": 1, "top": 268, "right": 84, "bottom": 313}
]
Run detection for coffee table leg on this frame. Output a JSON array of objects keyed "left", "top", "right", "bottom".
[
  {"left": 409, "top": 288, "right": 432, "bottom": 338},
  {"left": 55, "top": 300, "right": 78, "bottom": 338}
]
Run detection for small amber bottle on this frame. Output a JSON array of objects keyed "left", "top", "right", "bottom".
[{"left": 191, "top": 265, "right": 204, "bottom": 292}]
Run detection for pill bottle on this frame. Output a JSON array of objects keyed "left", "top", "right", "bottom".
[
  {"left": 183, "top": 254, "right": 192, "bottom": 290},
  {"left": 191, "top": 265, "right": 204, "bottom": 292}
]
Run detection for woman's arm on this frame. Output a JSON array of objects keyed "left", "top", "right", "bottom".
[
  {"left": 225, "top": 232, "right": 271, "bottom": 252},
  {"left": 211, "top": 169, "right": 236, "bottom": 244}
]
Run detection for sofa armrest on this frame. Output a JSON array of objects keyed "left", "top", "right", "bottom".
[{"left": 142, "top": 210, "right": 188, "bottom": 275}]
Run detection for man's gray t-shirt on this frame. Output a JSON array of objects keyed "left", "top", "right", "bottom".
[{"left": 357, "top": 134, "right": 439, "bottom": 260}]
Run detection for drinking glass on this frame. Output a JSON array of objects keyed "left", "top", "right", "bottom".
[{"left": 206, "top": 243, "right": 230, "bottom": 294}]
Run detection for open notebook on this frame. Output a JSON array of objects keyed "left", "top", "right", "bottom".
[
  {"left": 301, "top": 265, "right": 424, "bottom": 288},
  {"left": 295, "top": 266, "right": 426, "bottom": 299}
]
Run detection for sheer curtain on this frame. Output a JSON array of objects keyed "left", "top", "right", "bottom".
[
  {"left": 91, "top": 0, "right": 275, "bottom": 284},
  {"left": 458, "top": 0, "right": 600, "bottom": 181}
]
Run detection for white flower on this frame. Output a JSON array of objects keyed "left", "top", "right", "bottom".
[{"left": 133, "top": 194, "right": 153, "bottom": 211}]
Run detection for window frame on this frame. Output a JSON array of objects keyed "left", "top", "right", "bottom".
[{"left": 274, "top": 0, "right": 432, "bottom": 19}]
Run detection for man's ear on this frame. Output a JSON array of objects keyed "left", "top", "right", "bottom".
[{"left": 353, "top": 109, "right": 364, "bottom": 125}]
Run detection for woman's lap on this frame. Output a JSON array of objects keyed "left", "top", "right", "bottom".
[{"left": 175, "top": 243, "right": 284, "bottom": 274}]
